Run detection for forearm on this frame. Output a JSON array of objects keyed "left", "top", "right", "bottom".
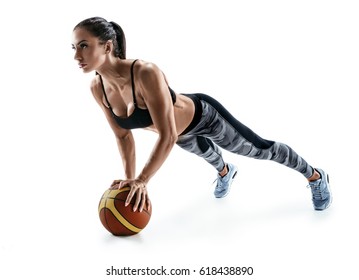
[
  {"left": 116, "top": 133, "right": 136, "bottom": 179},
  {"left": 137, "top": 134, "right": 177, "bottom": 184}
]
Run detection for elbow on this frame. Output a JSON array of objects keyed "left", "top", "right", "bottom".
[
  {"left": 115, "top": 130, "right": 134, "bottom": 147},
  {"left": 169, "top": 133, "right": 178, "bottom": 145},
  {"left": 161, "top": 131, "right": 178, "bottom": 147},
  {"left": 166, "top": 132, "right": 178, "bottom": 146},
  {"left": 115, "top": 129, "right": 132, "bottom": 141}
]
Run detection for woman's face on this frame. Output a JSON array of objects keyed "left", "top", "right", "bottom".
[{"left": 72, "top": 28, "right": 107, "bottom": 73}]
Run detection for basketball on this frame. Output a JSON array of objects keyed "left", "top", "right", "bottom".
[{"left": 98, "top": 187, "right": 152, "bottom": 236}]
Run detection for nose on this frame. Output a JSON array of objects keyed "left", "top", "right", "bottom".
[{"left": 73, "top": 49, "right": 82, "bottom": 61}]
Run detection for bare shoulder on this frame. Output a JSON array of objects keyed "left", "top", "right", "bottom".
[
  {"left": 134, "top": 60, "right": 162, "bottom": 82},
  {"left": 90, "top": 75, "right": 103, "bottom": 103}
]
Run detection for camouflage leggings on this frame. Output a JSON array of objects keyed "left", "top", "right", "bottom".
[{"left": 176, "top": 94, "right": 313, "bottom": 178}]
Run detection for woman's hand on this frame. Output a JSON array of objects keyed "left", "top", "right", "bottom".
[{"left": 111, "top": 179, "right": 151, "bottom": 212}]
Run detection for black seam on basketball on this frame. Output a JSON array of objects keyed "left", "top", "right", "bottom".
[
  {"left": 107, "top": 198, "right": 146, "bottom": 232},
  {"left": 110, "top": 213, "right": 137, "bottom": 235},
  {"left": 103, "top": 206, "right": 137, "bottom": 235},
  {"left": 99, "top": 188, "right": 151, "bottom": 235},
  {"left": 112, "top": 201, "right": 147, "bottom": 229}
]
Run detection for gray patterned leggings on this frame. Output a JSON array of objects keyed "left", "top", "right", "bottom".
[{"left": 176, "top": 94, "right": 314, "bottom": 179}]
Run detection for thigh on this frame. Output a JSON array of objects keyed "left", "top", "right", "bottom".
[
  {"left": 176, "top": 134, "right": 225, "bottom": 171},
  {"left": 176, "top": 135, "right": 214, "bottom": 154},
  {"left": 195, "top": 94, "right": 274, "bottom": 150}
]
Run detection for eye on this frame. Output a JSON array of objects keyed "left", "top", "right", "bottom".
[{"left": 79, "top": 43, "right": 88, "bottom": 49}]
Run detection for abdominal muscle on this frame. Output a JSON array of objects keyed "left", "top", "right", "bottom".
[{"left": 144, "top": 94, "right": 195, "bottom": 136}]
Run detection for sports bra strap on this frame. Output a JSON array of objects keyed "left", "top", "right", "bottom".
[
  {"left": 98, "top": 74, "right": 112, "bottom": 109},
  {"left": 97, "top": 60, "right": 138, "bottom": 109},
  {"left": 130, "top": 59, "right": 138, "bottom": 105}
]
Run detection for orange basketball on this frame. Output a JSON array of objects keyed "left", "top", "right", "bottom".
[{"left": 98, "top": 187, "right": 152, "bottom": 236}]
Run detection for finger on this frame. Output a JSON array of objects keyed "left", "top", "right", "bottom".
[
  {"left": 132, "top": 187, "right": 143, "bottom": 212},
  {"left": 125, "top": 188, "right": 135, "bottom": 207},
  {"left": 111, "top": 179, "right": 120, "bottom": 185},
  {"left": 125, "top": 184, "right": 139, "bottom": 207},
  {"left": 146, "top": 196, "right": 152, "bottom": 212},
  {"left": 139, "top": 191, "right": 146, "bottom": 212},
  {"left": 110, "top": 180, "right": 122, "bottom": 190},
  {"left": 111, "top": 184, "right": 120, "bottom": 190},
  {"left": 118, "top": 180, "right": 129, "bottom": 189}
]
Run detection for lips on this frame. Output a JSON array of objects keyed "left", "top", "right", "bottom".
[{"left": 79, "top": 63, "right": 87, "bottom": 69}]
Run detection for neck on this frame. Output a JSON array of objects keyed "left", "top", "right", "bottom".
[
  {"left": 96, "top": 58, "right": 129, "bottom": 89},
  {"left": 96, "top": 57, "right": 125, "bottom": 80}
]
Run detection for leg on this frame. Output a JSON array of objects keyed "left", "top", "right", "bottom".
[
  {"left": 192, "top": 94, "right": 331, "bottom": 209},
  {"left": 176, "top": 134, "right": 238, "bottom": 198},
  {"left": 195, "top": 94, "right": 314, "bottom": 178},
  {"left": 176, "top": 134, "right": 225, "bottom": 172}
]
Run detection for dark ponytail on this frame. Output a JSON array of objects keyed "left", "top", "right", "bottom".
[
  {"left": 109, "top": 21, "right": 126, "bottom": 59},
  {"left": 74, "top": 17, "right": 126, "bottom": 59}
]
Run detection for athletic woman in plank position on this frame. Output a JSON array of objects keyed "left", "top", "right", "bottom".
[{"left": 72, "top": 17, "right": 331, "bottom": 212}]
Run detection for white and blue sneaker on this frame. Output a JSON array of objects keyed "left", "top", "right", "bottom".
[
  {"left": 308, "top": 168, "right": 332, "bottom": 210},
  {"left": 214, "top": 163, "right": 238, "bottom": 198}
]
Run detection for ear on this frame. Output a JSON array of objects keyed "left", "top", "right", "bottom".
[{"left": 104, "top": 40, "right": 113, "bottom": 54}]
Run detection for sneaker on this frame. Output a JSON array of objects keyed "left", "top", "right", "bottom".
[
  {"left": 308, "top": 168, "right": 332, "bottom": 210},
  {"left": 214, "top": 163, "right": 238, "bottom": 198}
]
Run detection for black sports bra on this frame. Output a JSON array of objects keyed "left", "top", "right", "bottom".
[{"left": 99, "top": 59, "right": 176, "bottom": 130}]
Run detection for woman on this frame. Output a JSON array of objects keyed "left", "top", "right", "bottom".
[{"left": 72, "top": 17, "right": 331, "bottom": 213}]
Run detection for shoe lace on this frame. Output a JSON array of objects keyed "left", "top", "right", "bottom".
[
  {"left": 307, "top": 181, "right": 323, "bottom": 200},
  {"left": 213, "top": 176, "right": 224, "bottom": 191},
  {"left": 312, "top": 186, "right": 323, "bottom": 200}
]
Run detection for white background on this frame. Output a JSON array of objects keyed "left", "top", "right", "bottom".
[{"left": 1, "top": 0, "right": 358, "bottom": 279}]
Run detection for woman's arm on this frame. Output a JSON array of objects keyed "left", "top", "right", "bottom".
[
  {"left": 121, "top": 61, "right": 178, "bottom": 211},
  {"left": 115, "top": 131, "right": 135, "bottom": 180},
  {"left": 137, "top": 61, "right": 178, "bottom": 183},
  {"left": 90, "top": 77, "right": 136, "bottom": 181}
]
